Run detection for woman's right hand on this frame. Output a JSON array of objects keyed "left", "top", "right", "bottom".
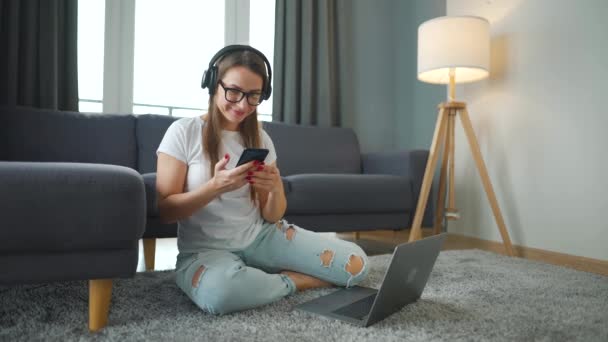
[{"left": 210, "top": 154, "right": 253, "bottom": 194}]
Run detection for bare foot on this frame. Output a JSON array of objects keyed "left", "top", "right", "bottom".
[{"left": 281, "top": 271, "right": 333, "bottom": 291}]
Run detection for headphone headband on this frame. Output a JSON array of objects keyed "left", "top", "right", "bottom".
[{"left": 201, "top": 44, "right": 272, "bottom": 100}]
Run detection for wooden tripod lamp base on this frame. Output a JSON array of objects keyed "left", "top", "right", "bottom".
[
  {"left": 414, "top": 16, "right": 514, "bottom": 256},
  {"left": 408, "top": 101, "right": 515, "bottom": 257}
]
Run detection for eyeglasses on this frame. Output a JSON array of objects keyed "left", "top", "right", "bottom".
[{"left": 218, "top": 81, "right": 263, "bottom": 106}]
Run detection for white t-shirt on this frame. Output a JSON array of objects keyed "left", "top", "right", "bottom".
[{"left": 156, "top": 116, "right": 277, "bottom": 252}]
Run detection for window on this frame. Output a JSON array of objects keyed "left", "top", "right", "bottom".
[
  {"left": 78, "top": 0, "right": 275, "bottom": 121},
  {"left": 77, "top": 0, "right": 105, "bottom": 113},
  {"left": 133, "top": 0, "right": 224, "bottom": 117}
]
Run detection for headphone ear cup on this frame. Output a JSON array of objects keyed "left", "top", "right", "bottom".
[
  {"left": 201, "top": 69, "right": 210, "bottom": 90},
  {"left": 264, "top": 83, "right": 272, "bottom": 100},
  {"left": 204, "top": 66, "right": 217, "bottom": 95},
  {"left": 209, "top": 67, "right": 218, "bottom": 95}
]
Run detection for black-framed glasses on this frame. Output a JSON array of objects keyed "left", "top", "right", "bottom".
[{"left": 218, "top": 81, "right": 263, "bottom": 106}]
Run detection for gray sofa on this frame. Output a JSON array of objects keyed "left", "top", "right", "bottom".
[
  {"left": 0, "top": 106, "right": 434, "bottom": 327},
  {"left": 136, "top": 114, "right": 432, "bottom": 269},
  {"left": 137, "top": 114, "right": 435, "bottom": 235},
  {"left": 262, "top": 122, "right": 435, "bottom": 232}
]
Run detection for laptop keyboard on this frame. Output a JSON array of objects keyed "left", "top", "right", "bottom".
[{"left": 332, "top": 294, "right": 377, "bottom": 319}]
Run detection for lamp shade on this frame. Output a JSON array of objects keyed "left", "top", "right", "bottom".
[{"left": 417, "top": 16, "right": 490, "bottom": 84}]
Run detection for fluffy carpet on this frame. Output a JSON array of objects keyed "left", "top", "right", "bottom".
[{"left": 1, "top": 250, "right": 607, "bottom": 342}]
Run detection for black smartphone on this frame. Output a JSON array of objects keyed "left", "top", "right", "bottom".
[{"left": 235, "top": 148, "right": 269, "bottom": 167}]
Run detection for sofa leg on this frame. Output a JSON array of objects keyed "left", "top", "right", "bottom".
[
  {"left": 143, "top": 238, "right": 156, "bottom": 271},
  {"left": 89, "top": 279, "right": 113, "bottom": 332}
]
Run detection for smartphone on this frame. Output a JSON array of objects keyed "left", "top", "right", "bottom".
[{"left": 235, "top": 148, "right": 269, "bottom": 167}]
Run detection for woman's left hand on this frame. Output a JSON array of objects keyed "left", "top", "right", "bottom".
[{"left": 248, "top": 162, "right": 282, "bottom": 194}]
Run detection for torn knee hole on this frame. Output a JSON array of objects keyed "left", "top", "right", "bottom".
[
  {"left": 285, "top": 226, "right": 296, "bottom": 241},
  {"left": 192, "top": 265, "right": 206, "bottom": 288},
  {"left": 320, "top": 250, "right": 334, "bottom": 267},
  {"left": 345, "top": 255, "right": 364, "bottom": 275}
]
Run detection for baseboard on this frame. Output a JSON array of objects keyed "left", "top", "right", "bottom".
[{"left": 447, "top": 233, "right": 608, "bottom": 276}]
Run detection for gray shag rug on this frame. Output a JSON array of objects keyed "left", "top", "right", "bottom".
[{"left": 1, "top": 250, "right": 607, "bottom": 342}]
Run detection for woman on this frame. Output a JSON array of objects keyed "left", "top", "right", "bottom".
[{"left": 156, "top": 45, "right": 369, "bottom": 315}]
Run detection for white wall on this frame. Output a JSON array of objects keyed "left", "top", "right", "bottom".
[{"left": 446, "top": 0, "right": 608, "bottom": 260}]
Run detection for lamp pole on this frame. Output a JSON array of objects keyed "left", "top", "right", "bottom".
[{"left": 449, "top": 67, "right": 456, "bottom": 102}]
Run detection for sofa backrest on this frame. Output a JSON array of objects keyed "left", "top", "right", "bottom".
[
  {"left": 0, "top": 107, "right": 363, "bottom": 176},
  {"left": 0, "top": 106, "right": 137, "bottom": 168},
  {"left": 135, "top": 116, "right": 363, "bottom": 176},
  {"left": 135, "top": 114, "right": 180, "bottom": 174},
  {"left": 263, "top": 122, "right": 361, "bottom": 176}
]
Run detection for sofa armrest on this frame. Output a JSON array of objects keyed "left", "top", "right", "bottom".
[
  {"left": 361, "top": 150, "right": 436, "bottom": 227},
  {"left": 0, "top": 161, "right": 146, "bottom": 252}
]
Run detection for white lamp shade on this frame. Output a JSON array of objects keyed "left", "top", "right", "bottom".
[{"left": 418, "top": 16, "right": 490, "bottom": 84}]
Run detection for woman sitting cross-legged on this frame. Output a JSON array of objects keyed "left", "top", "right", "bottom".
[{"left": 156, "top": 45, "right": 369, "bottom": 315}]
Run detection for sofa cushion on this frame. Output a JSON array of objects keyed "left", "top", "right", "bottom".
[
  {"left": 263, "top": 122, "right": 361, "bottom": 176},
  {"left": 136, "top": 114, "right": 180, "bottom": 174},
  {"left": 284, "top": 174, "right": 413, "bottom": 215},
  {"left": 0, "top": 162, "right": 145, "bottom": 253},
  {"left": 0, "top": 106, "right": 137, "bottom": 168},
  {"left": 285, "top": 213, "right": 412, "bottom": 232}
]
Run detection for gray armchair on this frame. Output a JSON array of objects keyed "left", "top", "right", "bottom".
[{"left": 0, "top": 106, "right": 146, "bottom": 331}]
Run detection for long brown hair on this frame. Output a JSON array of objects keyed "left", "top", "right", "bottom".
[{"left": 203, "top": 50, "right": 268, "bottom": 201}]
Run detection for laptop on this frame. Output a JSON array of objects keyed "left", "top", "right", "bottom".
[{"left": 294, "top": 233, "right": 446, "bottom": 327}]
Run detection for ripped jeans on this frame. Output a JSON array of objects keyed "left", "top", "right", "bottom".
[{"left": 174, "top": 220, "right": 369, "bottom": 315}]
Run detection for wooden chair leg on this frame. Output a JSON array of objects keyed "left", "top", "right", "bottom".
[
  {"left": 89, "top": 279, "right": 113, "bottom": 332},
  {"left": 354, "top": 232, "right": 360, "bottom": 240},
  {"left": 143, "top": 238, "right": 156, "bottom": 271}
]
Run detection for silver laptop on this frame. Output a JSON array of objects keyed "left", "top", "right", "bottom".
[{"left": 295, "top": 233, "right": 446, "bottom": 327}]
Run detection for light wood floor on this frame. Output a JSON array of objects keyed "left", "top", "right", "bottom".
[{"left": 137, "top": 229, "right": 608, "bottom": 276}]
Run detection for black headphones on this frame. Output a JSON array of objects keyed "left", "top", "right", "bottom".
[{"left": 201, "top": 44, "right": 272, "bottom": 100}]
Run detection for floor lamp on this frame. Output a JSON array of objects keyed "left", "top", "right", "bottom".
[{"left": 408, "top": 16, "right": 515, "bottom": 257}]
